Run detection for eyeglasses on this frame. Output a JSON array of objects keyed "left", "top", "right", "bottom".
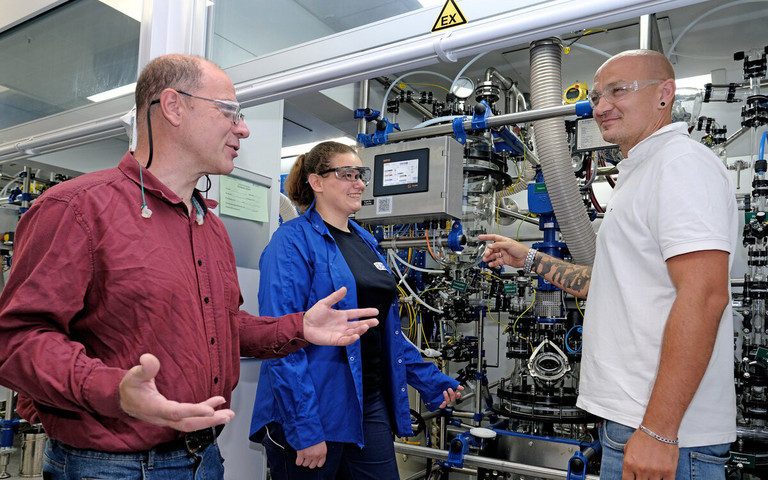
[
  {"left": 588, "top": 79, "right": 663, "bottom": 109},
  {"left": 318, "top": 166, "right": 371, "bottom": 185},
  {"left": 176, "top": 90, "right": 245, "bottom": 124}
]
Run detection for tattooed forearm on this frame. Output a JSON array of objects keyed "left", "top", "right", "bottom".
[{"left": 531, "top": 252, "right": 591, "bottom": 299}]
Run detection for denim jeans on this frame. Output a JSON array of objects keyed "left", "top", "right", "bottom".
[
  {"left": 42, "top": 438, "right": 225, "bottom": 480},
  {"left": 599, "top": 420, "right": 730, "bottom": 480},
  {"left": 262, "top": 391, "right": 400, "bottom": 480}
]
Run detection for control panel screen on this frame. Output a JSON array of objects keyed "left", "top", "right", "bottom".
[{"left": 372, "top": 147, "right": 430, "bottom": 196}]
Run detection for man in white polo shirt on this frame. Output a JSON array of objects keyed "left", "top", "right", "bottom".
[{"left": 480, "top": 49, "right": 737, "bottom": 479}]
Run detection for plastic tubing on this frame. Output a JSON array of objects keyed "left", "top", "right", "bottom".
[
  {"left": 389, "top": 249, "right": 445, "bottom": 274},
  {"left": 760, "top": 131, "right": 767, "bottom": 160},
  {"left": 379, "top": 71, "right": 453, "bottom": 117}
]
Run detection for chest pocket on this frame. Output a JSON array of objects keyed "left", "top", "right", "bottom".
[
  {"left": 216, "top": 260, "right": 240, "bottom": 312},
  {"left": 307, "top": 260, "right": 334, "bottom": 307}
]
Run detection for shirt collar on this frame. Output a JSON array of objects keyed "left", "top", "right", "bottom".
[
  {"left": 619, "top": 122, "right": 690, "bottom": 173},
  {"left": 118, "top": 152, "right": 218, "bottom": 218}
]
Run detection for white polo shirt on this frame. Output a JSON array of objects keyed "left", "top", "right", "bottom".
[{"left": 576, "top": 122, "right": 738, "bottom": 447}]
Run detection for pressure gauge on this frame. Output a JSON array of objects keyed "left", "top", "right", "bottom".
[
  {"left": 564, "top": 82, "right": 588, "bottom": 104},
  {"left": 451, "top": 77, "right": 475, "bottom": 99}
]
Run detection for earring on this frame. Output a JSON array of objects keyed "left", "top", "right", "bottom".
[{"left": 660, "top": 101, "right": 666, "bottom": 106}]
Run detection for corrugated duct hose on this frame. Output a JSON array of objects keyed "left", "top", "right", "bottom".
[{"left": 529, "top": 38, "right": 596, "bottom": 266}]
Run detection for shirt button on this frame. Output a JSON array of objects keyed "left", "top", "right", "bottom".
[
  {"left": 213, "top": 377, "right": 219, "bottom": 384},
  {"left": 204, "top": 297, "right": 210, "bottom": 304},
  {"left": 401, "top": 387, "right": 406, "bottom": 392},
  {"left": 398, "top": 359, "right": 403, "bottom": 364},
  {"left": 349, "top": 356, "right": 355, "bottom": 361},
  {"left": 395, "top": 330, "right": 400, "bottom": 335},
  {"left": 210, "top": 338, "right": 215, "bottom": 345},
  {"left": 198, "top": 260, "right": 202, "bottom": 266}
]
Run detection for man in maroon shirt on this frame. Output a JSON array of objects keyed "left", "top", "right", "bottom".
[{"left": 0, "top": 54, "right": 377, "bottom": 480}]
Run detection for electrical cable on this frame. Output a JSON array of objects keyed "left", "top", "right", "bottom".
[
  {"left": 403, "top": 82, "right": 450, "bottom": 93},
  {"left": 565, "top": 325, "right": 583, "bottom": 354},
  {"left": 424, "top": 229, "right": 441, "bottom": 263},
  {"left": 388, "top": 251, "right": 443, "bottom": 314}
]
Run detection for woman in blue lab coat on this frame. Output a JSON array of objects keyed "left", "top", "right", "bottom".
[{"left": 250, "top": 141, "right": 462, "bottom": 479}]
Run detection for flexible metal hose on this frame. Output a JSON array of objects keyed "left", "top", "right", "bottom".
[{"left": 529, "top": 38, "right": 596, "bottom": 265}]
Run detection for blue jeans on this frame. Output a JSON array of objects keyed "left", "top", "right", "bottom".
[
  {"left": 599, "top": 420, "right": 729, "bottom": 480},
  {"left": 262, "top": 391, "right": 400, "bottom": 480},
  {"left": 42, "top": 438, "right": 225, "bottom": 480}
]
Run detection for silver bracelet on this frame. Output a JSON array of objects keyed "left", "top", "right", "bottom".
[
  {"left": 523, "top": 248, "right": 538, "bottom": 274},
  {"left": 638, "top": 424, "right": 678, "bottom": 445}
]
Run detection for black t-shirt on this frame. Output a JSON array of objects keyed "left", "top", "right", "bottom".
[{"left": 326, "top": 222, "right": 397, "bottom": 395}]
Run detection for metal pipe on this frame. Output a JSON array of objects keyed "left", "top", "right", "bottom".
[
  {"left": 0, "top": 116, "right": 125, "bottom": 161},
  {"left": 723, "top": 126, "right": 750, "bottom": 149},
  {"left": 386, "top": 104, "right": 581, "bottom": 144},
  {"left": 358, "top": 80, "right": 370, "bottom": 136},
  {"left": 475, "top": 310, "right": 484, "bottom": 425},
  {"left": 498, "top": 208, "right": 540, "bottom": 225},
  {"left": 380, "top": 235, "right": 465, "bottom": 250},
  {"left": 393, "top": 443, "right": 599, "bottom": 479},
  {"left": 21, "top": 167, "right": 31, "bottom": 212}
]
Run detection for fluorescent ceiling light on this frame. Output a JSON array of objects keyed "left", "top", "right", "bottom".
[
  {"left": 676, "top": 74, "right": 712, "bottom": 89},
  {"left": 281, "top": 136, "right": 357, "bottom": 158},
  {"left": 87, "top": 82, "right": 136, "bottom": 103},
  {"left": 418, "top": 0, "right": 445, "bottom": 6},
  {"left": 98, "top": 0, "right": 142, "bottom": 22}
]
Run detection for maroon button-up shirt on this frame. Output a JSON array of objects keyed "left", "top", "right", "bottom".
[{"left": 0, "top": 152, "right": 307, "bottom": 452}]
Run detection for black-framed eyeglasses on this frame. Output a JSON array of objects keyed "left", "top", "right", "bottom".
[
  {"left": 317, "top": 166, "right": 371, "bottom": 185},
  {"left": 588, "top": 79, "right": 663, "bottom": 109},
  {"left": 176, "top": 90, "right": 245, "bottom": 124}
]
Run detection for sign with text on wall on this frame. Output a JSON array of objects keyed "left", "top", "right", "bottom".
[
  {"left": 431, "top": 0, "right": 467, "bottom": 32},
  {"left": 219, "top": 175, "right": 269, "bottom": 222}
]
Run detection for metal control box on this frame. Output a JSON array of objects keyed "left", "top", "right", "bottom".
[{"left": 355, "top": 136, "right": 464, "bottom": 225}]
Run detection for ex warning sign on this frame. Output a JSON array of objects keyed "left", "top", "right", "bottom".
[{"left": 431, "top": 0, "right": 467, "bottom": 32}]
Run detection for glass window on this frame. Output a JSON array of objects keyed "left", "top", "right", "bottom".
[
  {"left": 0, "top": 0, "right": 141, "bottom": 130},
  {"left": 208, "top": 0, "right": 428, "bottom": 68}
]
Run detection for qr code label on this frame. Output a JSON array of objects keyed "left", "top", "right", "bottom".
[{"left": 377, "top": 196, "right": 393, "bottom": 215}]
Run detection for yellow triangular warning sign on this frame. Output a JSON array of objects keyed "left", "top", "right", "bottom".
[{"left": 431, "top": 0, "right": 467, "bottom": 32}]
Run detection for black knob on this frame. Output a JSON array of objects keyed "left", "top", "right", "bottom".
[
  {"left": 569, "top": 457, "right": 585, "bottom": 471},
  {"left": 450, "top": 439, "right": 464, "bottom": 453}
]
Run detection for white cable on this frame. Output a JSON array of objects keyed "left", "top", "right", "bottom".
[
  {"left": 388, "top": 250, "right": 444, "bottom": 314},
  {"left": 413, "top": 115, "right": 463, "bottom": 129},
  {"left": 568, "top": 43, "right": 612, "bottom": 59},
  {"left": 389, "top": 249, "right": 445, "bottom": 274},
  {"left": 667, "top": 0, "right": 768, "bottom": 58},
  {"left": 379, "top": 70, "right": 453, "bottom": 117},
  {"left": 401, "top": 328, "right": 442, "bottom": 357},
  {"left": 449, "top": 52, "right": 488, "bottom": 95}
]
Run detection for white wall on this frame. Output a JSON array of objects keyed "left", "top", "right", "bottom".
[{"left": 207, "top": 100, "right": 285, "bottom": 480}]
